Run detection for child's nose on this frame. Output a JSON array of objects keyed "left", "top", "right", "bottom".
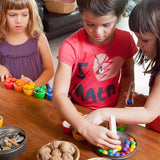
[
  {"left": 16, "top": 15, "right": 21, "bottom": 23},
  {"left": 137, "top": 39, "right": 141, "bottom": 48},
  {"left": 95, "top": 26, "right": 103, "bottom": 35}
]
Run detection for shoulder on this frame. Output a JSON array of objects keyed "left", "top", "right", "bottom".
[
  {"left": 114, "top": 28, "right": 136, "bottom": 48},
  {"left": 58, "top": 29, "right": 87, "bottom": 65},
  {"left": 59, "top": 28, "right": 88, "bottom": 56},
  {"left": 0, "top": 41, "right": 6, "bottom": 47},
  {"left": 64, "top": 28, "right": 87, "bottom": 45},
  {"left": 38, "top": 33, "right": 48, "bottom": 43},
  {"left": 60, "top": 28, "right": 88, "bottom": 54},
  {"left": 38, "top": 33, "right": 49, "bottom": 47},
  {"left": 114, "top": 28, "right": 132, "bottom": 39},
  {"left": 113, "top": 28, "right": 137, "bottom": 58}
]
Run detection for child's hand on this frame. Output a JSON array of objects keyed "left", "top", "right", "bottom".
[
  {"left": 85, "top": 109, "right": 104, "bottom": 125},
  {"left": 83, "top": 110, "right": 120, "bottom": 149},
  {"left": 0, "top": 65, "right": 12, "bottom": 82},
  {"left": 20, "top": 75, "right": 33, "bottom": 83},
  {"left": 81, "top": 122, "right": 120, "bottom": 149}
]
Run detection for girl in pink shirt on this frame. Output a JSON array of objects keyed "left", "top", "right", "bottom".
[{"left": 53, "top": 0, "right": 137, "bottom": 149}]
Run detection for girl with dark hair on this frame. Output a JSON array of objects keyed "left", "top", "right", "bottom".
[
  {"left": 86, "top": 0, "right": 160, "bottom": 134},
  {"left": 53, "top": 0, "right": 137, "bottom": 149}
]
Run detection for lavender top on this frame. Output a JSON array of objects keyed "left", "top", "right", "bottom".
[{"left": 0, "top": 39, "right": 43, "bottom": 81}]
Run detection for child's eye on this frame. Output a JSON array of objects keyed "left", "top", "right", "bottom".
[
  {"left": 103, "top": 24, "right": 111, "bottom": 28},
  {"left": 23, "top": 14, "right": 28, "bottom": 17},
  {"left": 9, "top": 14, "right": 15, "bottom": 17},
  {"left": 86, "top": 23, "right": 94, "bottom": 27},
  {"left": 142, "top": 39, "right": 148, "bottom": 42}
]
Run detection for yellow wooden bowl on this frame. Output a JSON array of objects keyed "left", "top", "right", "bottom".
[
  {"left": 0, "top": 116, "right": 3, "bottom": 127},
  {"left": 23, "top": 87, "right": 34, "bottom": 96}
]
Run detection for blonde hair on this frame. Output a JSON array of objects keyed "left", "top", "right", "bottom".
[{"left": 0, "top": 0, "right": 43, "bottom": 42}]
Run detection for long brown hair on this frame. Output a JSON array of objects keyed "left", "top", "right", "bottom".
[
  {"left": 0, "top": 0, "right": 43, "bottom": 42},
  {"left": 129, "top": 0, "right": 160, "bottom": 74}
]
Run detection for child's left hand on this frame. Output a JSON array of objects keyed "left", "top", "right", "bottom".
[
  {"left": 20, "top": 75, "right": 33, "bottom": 84},
  {"left": 84, "top": 109, "right": 104, "bottom": 125}
]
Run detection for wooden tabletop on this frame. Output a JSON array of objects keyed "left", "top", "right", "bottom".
[{"left": 0, "top": 82, "right": 160, "bottom": 160}]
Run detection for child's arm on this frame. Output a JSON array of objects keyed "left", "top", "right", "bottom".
[
  {"left": 53, "top": 60, "right": 120, "bottom": 149},
  {"left": 115, "top": 57, "right": 134, "bottom": 108},
  {"left": 35, "top": 33, "right": 54, "bottom": 86},
  {"left": 86, "top": 75, "right": 160, "bottom": 125},
  {"left": 0, "top": 64, "right": 12, "bottom": 82}
]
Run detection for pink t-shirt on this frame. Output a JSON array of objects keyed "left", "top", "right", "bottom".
[{"left": 58, "top": 28, "right": 137, "bottom": 109}]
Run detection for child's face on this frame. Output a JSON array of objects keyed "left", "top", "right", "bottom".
[
  {"left": 135, "top": 32, "right": 157, "bottom": 59},
  {"left": 81, "top": 10, "right": 118, "bottom": 45},
  {"left": 6, "top": 8, "right": 29, "bottom": 34}
]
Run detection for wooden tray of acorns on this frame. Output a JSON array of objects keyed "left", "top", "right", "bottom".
[{"left": 37, "top": 140, "right": 80, "bottom": 160}]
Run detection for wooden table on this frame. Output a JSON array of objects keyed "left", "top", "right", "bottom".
[{"left": 0, "top": 82, "right": 160, "bottom": 160}]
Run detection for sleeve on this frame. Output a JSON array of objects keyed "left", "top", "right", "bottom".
[
  {"left": 57, "top": 41, "right": 76, "bottom": 67},
  {"left": 126, "top": 33, "right": 138, "bottom": 59}
]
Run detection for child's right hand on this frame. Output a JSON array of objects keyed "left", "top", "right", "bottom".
[
  {"left": 0, "top": 65, "right": 12, "bottom": 82},
  {"left": 80, "top": 122, "right": 121, "bottom": 150},
  {"left": 20, "top": 75, "right": 33, "bottom": 84}
]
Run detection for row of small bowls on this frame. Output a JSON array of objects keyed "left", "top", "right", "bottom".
[{"left": 4, "top": 79, "right": 46, "bottom": 99}]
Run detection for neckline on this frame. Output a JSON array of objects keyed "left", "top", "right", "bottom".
[
  {"left": 87, "top": 33, "right": 114, "bottom": 74},
  {"left": 6, "top": 38, "right": 30, "bottom": 47},
  {"left": 84, "top": 29, "right": 115, "bottom": 46}
]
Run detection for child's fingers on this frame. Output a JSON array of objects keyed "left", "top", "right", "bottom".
[
  {"left": 0, "top": 73, "right": 12, "bottom": 82},
  {"left": 95, "top": 129, "right": 120, "bottom": 150},
  {"left": 0, "top": 75, "right": 5, "bottom": 82},
  {"left": 8, "top": 72, "right": 12, "bottom": 78},
  {"left": 20, "top": 75, "right": 25, "bottom": 79},
  {"left": 96, "top": 138, "right": 120, "bottom": 150},
  {"left": 20, "top": 75, "right": 33, "bottom": 83}
]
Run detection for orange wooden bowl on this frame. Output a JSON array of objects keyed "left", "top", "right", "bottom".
[{"left": 14, "top": 83, "right": 23, "bottom": 92}]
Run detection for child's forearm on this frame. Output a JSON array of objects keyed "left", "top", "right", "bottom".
[
  {"left": 100, "top": 107, "right": 154, "bottom": 124},
  {"left": 34, "top": 69, "right": 54, "bottom": 86},
  {"left": 53, "top": 92, "right": 88, "bottom": 132}
]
